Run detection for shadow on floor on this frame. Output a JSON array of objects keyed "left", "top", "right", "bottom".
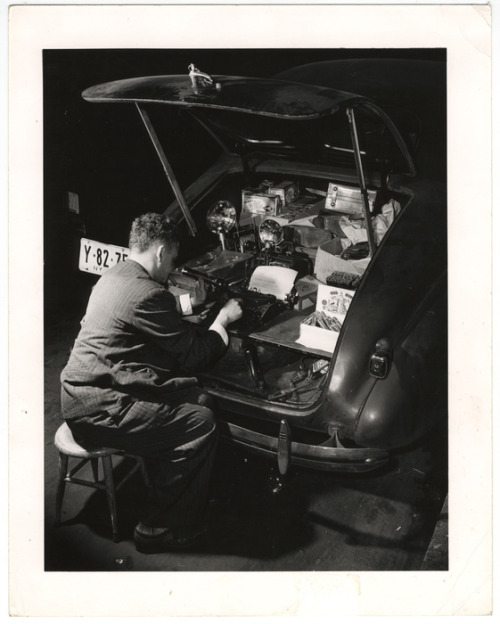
[{"left": 45, "top": 446, "right": 318, "bottom": 570}]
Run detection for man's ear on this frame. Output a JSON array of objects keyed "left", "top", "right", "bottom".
[{"left": 156, "top": 244, "right": 165, "bottom": 263}]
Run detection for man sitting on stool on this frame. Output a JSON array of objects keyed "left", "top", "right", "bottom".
[{"left": 61, "top": 212, "right": 242, "bottom": 553}]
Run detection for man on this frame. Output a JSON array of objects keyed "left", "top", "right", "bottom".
[{"left": 61, "top": 212, "right": 242, "bottom": 553}]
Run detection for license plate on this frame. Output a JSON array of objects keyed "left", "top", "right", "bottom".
[{"left": 79, "top": 237, "right": 130, "bottom": 276}]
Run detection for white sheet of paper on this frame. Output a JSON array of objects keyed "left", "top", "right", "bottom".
[{"left": 247, "top": 265, "right": 297, "bottom": 301}]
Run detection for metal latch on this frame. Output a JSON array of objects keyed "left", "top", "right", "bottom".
[
  {"left": 326, "top": 184, "right": 339, "bottom": 209},
  {"left": 369, "top": 338, "right": 392, "bottom": 379}
]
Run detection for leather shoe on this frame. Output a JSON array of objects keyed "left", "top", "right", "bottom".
[{"left": 134, "top": 524, "right": 208, "bottom": 554}]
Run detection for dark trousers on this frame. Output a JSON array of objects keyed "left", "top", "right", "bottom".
[{"left": 67, "top": 388, "right": 218, "bottom": 529}]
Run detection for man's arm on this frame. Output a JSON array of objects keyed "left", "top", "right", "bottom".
[
  {"left": 173, "top": 278, "right": 207, "bottom": 317},
  {"left": 134, "top": 288, "right": 241, "bottom": 372}
]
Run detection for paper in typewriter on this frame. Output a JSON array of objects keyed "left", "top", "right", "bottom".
[{"left": 247, "top": 266, "right": 298, "bottom": 301}]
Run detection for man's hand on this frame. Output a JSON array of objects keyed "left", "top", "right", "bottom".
[
  {"left": 191, "top": 279, "right": 208, "bottom": 308},
  {"left": 215, "top": 298, "right": 243, "bottom": 327}
]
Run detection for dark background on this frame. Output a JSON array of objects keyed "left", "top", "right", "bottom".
[
  {"left": 43, "top": 48, "right": 445, "bottom": 317},
  {"left": 43, "top": 49, "right": 448, "bottom": 572}
]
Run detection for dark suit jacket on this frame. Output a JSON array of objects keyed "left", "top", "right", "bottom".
[{"left": 61, "top": 260, "right": 226, "bottom": 421}]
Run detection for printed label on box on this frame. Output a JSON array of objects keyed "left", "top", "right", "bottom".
[
  {"left": 296, "top": 282, "right": 354, "bottom": 353},
  {"left": 316, "top": 283, "right": 354, "bottom": 321},
  {"left": 241, "top": 191, "right": 281, "bottom": 216}
]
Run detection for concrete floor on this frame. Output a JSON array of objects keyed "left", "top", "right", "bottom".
[{"left": 44, "top": 302, "right": 448, "bottom": 572}]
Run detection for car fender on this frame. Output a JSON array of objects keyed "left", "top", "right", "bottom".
[
  {"left": 315, "top": 180, "right": 446, "bottom": 443},
  {"left": 354, "top": 273, "right": 447, "bottom": 448}
]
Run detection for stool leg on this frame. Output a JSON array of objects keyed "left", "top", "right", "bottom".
[
  {"left": 90, "top": 458, "right": 99, "bottom": 482},
  {"left": 138, "top": 457, "right": 150, "bottom": 488},
  {"left": 101, "top": 455, "right": 119, "bottom": 542},
  {"left": 55, "top": 452, "right": 69, "bottom": 526}
]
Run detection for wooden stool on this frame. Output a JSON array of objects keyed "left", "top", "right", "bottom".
[{"left": 54, "top": 422, "right": 148, "bottom": 542}]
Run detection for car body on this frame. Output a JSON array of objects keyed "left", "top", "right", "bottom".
[{"left": 77, "top": 59, "right": 447, "bottom": 474}]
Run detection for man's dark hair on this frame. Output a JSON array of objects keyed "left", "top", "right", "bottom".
[{"left": 129, "top": 213, "right": 179, "bottom": 252}]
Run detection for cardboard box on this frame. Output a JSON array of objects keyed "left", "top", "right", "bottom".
[
  {"left": 259, "top": 180, "right": 274, "bottom": 192},
  {"left": 268, "top": 181, "right": 300, "bottom": 206},
  {"left": 316, "top": 283, "right": 354, "bottom": 320},
  {"left": 324, "top": 182, "right": 377, "bottom": 215},
  {"left": 241, "top": 190, "right": 282, "bottom": 217},
  {"left": 296, "top": 320, "right": 339, "bottom": 354},
  {"left": 294, "top": 275, "right": 320, "bottom": 310},
  {"left": 314, "top": 238, "right": 370, "bottom": 283},
  {"left": 296, "top": 283, "right": 355, "bottom": 354},
  {"left": 279, "top": 196, "right": 323, "bottom": 222}
]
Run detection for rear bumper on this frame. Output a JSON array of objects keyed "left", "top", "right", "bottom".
[{"left": 220, "top": 420, "right": 389, "bottom": 473}]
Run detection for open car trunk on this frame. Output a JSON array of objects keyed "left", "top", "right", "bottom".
[
  {"left": 79, "top": 69, "right": 430, "bottom": 469},
  {"left": 163, "top": 157, "right": 412, "bottom": 418},
  {"left": 81, "top": 70, "right": 415, "bottom": 417}
]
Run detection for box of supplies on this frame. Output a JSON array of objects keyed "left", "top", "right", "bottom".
[
  {"left": 296, "top": 283, "right": 355, "bottom": 354},
  {"left": 268, "top": 181, "right": 300, "bottom": 206},
  {"left": 241, "top": 190, "right": 282, "bottom": 217},
  {"left": 324, "top": 182, "right": 377, "bottom": 215},
  {"left": 297, "top": 319, "right": 339, "bottom": 354}
]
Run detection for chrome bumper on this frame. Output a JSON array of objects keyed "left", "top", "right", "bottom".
[{"left": 220, "top": 420, "right": 389, "bottom": 474}]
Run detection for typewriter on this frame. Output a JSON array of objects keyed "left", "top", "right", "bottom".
[
  {"left": 176, "top": 259, "right": 298, "bottom": 331},
  {"left": 170, "top": 203, "right": 305, "bottom": 331}
]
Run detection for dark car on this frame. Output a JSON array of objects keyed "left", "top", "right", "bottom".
[{"left": 76, "top": 59, "right": 447, "bottom": 475}]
